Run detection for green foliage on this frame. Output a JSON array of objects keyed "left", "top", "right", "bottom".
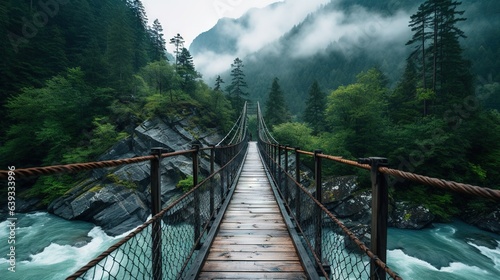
[
  {"left": 227, "top": 57, "right": 248, "bottom": 111},
  {"left": 397, "top": 186, "right": 459, "bottom": 221},
  {"left": 272, "top": 122, "right": 315, "bottom": 150},
  {"left": 22, "top": 175, "right": 74, "bottom": 206},
  {"left": 326, "top": 68, "right": 389, "bottom": 157},
  {"left": 264, "top": 78, "right": 291, "bottom": 127},
  {"left": 303, "top": 80, "right": 327, "bottom": 134},
  {"left": 176, "top": 175, "right": 206, "bottom": 192},
  {"left": 177, "top": 176, "right": 194, "bottom": 192},
  {"left": 106, "top": 173, "right": 137, "bottom": 190}
]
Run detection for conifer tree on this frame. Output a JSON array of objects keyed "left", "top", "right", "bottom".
[
  {"left": 149, "top": 19, "right": 167, "bottom": 61},
  {"left": 264, "top": 77, "right": 290, "bottom": 127},
  {"left": 214, "top": 75, "right": 224, "bottom": 92},
  {"left": 177, "top": 47, "right": 198, "bottom": 94},
  {"left": 227, "top": 58, "right": 248, "bottom": 110},
  {"left": 303, "top": 80, "right": 327, "bottom": 134},
  {"left": 405, "top": 0, "right": 472, "bottom": 114},
  {"left": 170, "top": 33, "right": 185, "bottom": 68}
]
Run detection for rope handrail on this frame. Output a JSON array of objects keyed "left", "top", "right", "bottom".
[
  {"left": 268, "top": 144, "right": 500, "bottom": 201},
  {"left": 0, "top": 150, "right": 195, "bottom": 180},
  {"left": 289, "top": 172, "right": 403, "bottom": 280},
  {"left": 67, "top": 135, "right": 250, "bottom": 279}
]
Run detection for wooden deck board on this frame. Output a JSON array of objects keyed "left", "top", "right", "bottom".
[{"left": 198, "top": 142, "right": 306, "bottom": 279}]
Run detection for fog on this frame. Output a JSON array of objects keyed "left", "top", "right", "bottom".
[{"left": 193, "top": 0, "right": 414, "bottom": 79}]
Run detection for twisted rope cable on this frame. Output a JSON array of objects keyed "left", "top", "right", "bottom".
[
  {"left": 380, "top": 167, "right": 500, "bottom": 201},
  {"left": 0, "top": 150, "right": 194, "bottom": 180},
  {"left": 290, "top": 148, "right": 499, "bottom": 201},
  {"left": 270, "top": 154, "right": 402, "bottom": 280}
]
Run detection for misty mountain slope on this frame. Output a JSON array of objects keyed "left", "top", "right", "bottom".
[{"left": 190, "top": 0, "right": 500, "bottom": 115}]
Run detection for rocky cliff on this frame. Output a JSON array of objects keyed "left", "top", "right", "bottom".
[{"left": 48, "top": 116, "right": 223, "bottom": 236}]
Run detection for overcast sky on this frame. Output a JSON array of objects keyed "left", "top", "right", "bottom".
[{"left": 142, "top": 0, "right": 282, "bottom": 49}]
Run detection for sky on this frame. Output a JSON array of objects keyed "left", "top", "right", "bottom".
[{"left": 142, "top": 0, "right": 283, "bottom": 49}]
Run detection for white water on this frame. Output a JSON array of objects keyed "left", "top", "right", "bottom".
[
  {"left": 0, "top": 212, "right": 127, "bottom": 280},
  {"left": 387, "top": 220, "right": 500, "bottom": 280},
  {"left": 1, "top": 213, "right": 499, "bottom": 279}
]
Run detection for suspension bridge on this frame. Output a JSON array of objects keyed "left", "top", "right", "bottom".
[{"left": 1, "top": 102, "right": 499, "bottom": 280}]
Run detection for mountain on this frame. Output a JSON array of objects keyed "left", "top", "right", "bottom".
[{"left": 190, "top": 0, "right": 500, "bottom": 115}]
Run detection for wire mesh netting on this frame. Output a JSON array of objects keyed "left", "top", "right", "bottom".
[
  {"left": 68, "top": 141, "right": 248, "bottom": 280},
  {"left": 260, "top": 144, "right": 401, "bottom": 280}
]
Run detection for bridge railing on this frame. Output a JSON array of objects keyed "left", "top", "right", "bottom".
[
  {"left": 256, "top": 105, "right": 500, "bottom": 280},
  {"left": 62, "top": 140, "right": 248, "bottom": 280},
  {"left": 258, "top": 143, "right": 400, "bottom": 280},
  {"left": 0, "top": 102, "right": 250, "bottom": 279}
]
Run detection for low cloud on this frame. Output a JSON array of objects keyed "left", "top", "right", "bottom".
[
  {"left": 291, "top": 7, "right": 411, "bottom": 58},
  {"left": 194, "top": 0, "right": 413, "bottom": 80}
]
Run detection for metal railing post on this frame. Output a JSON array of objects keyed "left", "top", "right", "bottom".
[
  {"left": 295, "top": 147, "right": 301, "bottom": 222},
  {"left": 210, "top": 145, "right": 215, "bottom": 215},
  {"left": 277, "top": 145, "right": 282, "bottom": 188},
  {"left": 284, "top": 145, "right": 289, "bottom": 203},
  {"left": 150, "top": 148, "right": 163, "bottom": 280},
  {"left": 192, "top": 145, "right": 200, "bottom": 244},
  {"left": 314, "top": 150, "right": 323, "bottom": 262},
  {"left": 360, "top": 157, "right": 389, "bottom": 280}
]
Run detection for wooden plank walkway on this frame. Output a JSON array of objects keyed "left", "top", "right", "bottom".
[{"left": 198, "top": 142, "right": 307, "bottom": 279}]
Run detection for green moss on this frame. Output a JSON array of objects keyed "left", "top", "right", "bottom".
[
  {"left": 106, "top": 173, "right": 137, "bottom": 190},
  {"left": 88, "top": 185, "right": 103, "bottom": 192},
  {"left": 404, "top": 213, "right": 411, "bottom": 221}
]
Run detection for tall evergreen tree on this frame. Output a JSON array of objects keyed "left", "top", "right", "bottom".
[
  {"left": 227, "top": 57, "right": 248, "bottom": 110},
  {"left": 405, "top": 0, "right": 471, "bottom": 114},
  {"left": 106, "top": 5, "right": 134, "bottom": 94},
  {"left": 214, "top": 75, "right": 224, "bottom": 92},
  {"left": 264, "top": 77, "right": 290, "bottom": 127},
  {"left": 177, "top": 47, "right": 198, "bottom": 94},
  {"left": 303, "top": 80, "right": 327, "bottom": 134},
  {"left": 149, "top": 19, "right": 167, "bottom": 61},
  {"left": 212, "top": 75, "right": 225, "bottom": 111},
  {"left": 169, "top": 33, "right": 185, "bottom": 68}
]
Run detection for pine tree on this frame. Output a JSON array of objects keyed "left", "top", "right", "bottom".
[
  {"left": 149, "top": 19, "right": 167, "bottom": 61},
  {"left": 214, "top": 75, "right": 224, "bottom": 92},
  {"left": 227, "top": 58, "right": 248, "bottom": 110},
  {"left": 177, "top": 47, "right": 198, "bottom": 94},
  {"left": 389, "top": 59, "right": 422, "bottom": 122},
  {"left": 212, "top": 75, "right": 225, "bottom": 111},
  {"left": 170, "top": 33, "right": 185, "bottom": 68},
  {"left": 405, "top": 0, "right": 472, "bottom": 114},
  {"left": 303, "top": 80, "right": 327, "bottom": 134},
  {"left": 264, "top": 77, "right": 290, "bottom": 127}
]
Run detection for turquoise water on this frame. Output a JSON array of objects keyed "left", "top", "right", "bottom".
[
  {"left": 388, "top": 220, "right": 500, "bottom": 280},
  {"left": 0, "top": 212, "right": 127, "bottom": 280},
  {"left": 1, "top": 212, "right": 499, "bottom": 279}
]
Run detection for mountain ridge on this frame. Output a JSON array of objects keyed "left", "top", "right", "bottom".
[{"left": 190, "top": 0, "right": 500, "bottom": 115}]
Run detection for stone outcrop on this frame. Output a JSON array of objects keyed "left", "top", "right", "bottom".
[
  {"left": 461, "top": 205, "right": 500, "bottom": 235},
  {"left": 48, "top": 116, "right": 222, "bottom": 236},
  {"left": 322, "top": 176, "right": 434, "bottom": 230}
]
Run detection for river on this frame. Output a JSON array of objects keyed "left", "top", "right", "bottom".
[{"left": 1, "top": 212, "right": 499, "bottom": 279}]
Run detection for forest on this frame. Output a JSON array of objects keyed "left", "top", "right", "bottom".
[
  {"left": 256, "top": 0, "right": 500, "bottom": 221},
  {"left": 0, "top": 0, "right": 236, "bottom": 203},
  {"left": 1, "top": 0, "right": 499, "bottom": 221}
]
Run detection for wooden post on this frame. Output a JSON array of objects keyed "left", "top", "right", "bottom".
[
  {"left": 360, "top": 157, "right": 389, "bottom": 280},
  {"left": 150, "top": 148, "right": 163, "bottom": 280}
]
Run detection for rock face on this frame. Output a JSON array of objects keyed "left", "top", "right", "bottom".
[
  {"left": 322, "top": 176, "right": 434, "bottom": 231},
  {"left": 389, "top": 202, "right": 435, "bottom": 229},
  {"left": 461, "top": 206, "right": 500, "bottom": 235},
  {"left": 48, "top": 116, "right": 222, "bottom": 236}
]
